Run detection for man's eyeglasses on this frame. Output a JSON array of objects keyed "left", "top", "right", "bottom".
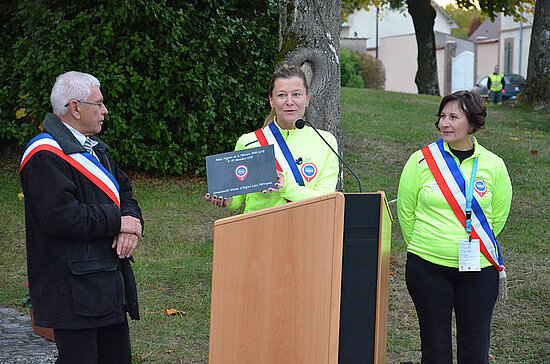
[{"left": 64, "top": 100, "right": 104, "bottom": 108}]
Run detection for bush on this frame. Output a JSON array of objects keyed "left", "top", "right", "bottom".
[
  {"left": 357, "top": 53, "right": 386, "bottom": 90},
  {"left": 0, "top": 0, "right": 278, "bottom": 175},
  {"left": 340, "top": 48, "right": 363, "bottom": 88}
]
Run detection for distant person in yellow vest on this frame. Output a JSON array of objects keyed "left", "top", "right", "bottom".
[{"left": 487, "top": 65, "right": 505, "bottom": 104}]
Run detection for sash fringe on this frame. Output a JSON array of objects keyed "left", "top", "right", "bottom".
[{"left": 498, "top": 270, "right": 508, "bottom": 301}]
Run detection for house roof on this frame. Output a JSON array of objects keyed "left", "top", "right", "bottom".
[
  {"left": 469, "top": 17, "right": 500, "bottom": 41},
  {"left": 435, "top": 31, "right": 474, "bottom": 54}
]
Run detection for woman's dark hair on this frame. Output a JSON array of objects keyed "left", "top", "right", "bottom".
[
  {"left": 264, "top": 64, "right": 309, "bottom": 127},
  {"left": 434, "top": 90, "right": 487, "bottom": 133}
]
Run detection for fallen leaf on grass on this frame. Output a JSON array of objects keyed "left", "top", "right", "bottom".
[
  {"left": 164, "top": 308, "right": 185, "bottom": 317},
  {"left": 166, "top": 350, "right": 175, "bottom": 355},
  {"left": 530, "top": 150, "right": 538, "bottom": 155},
  {"left": 147, "top": 284, "right": 165, "bottom": 291},
  {"left": 509, "top": 137, "right": 519, "bottom": 141},
  {"left": 18, "top": 192, "right": 24, "bottom": 200},
  {"left": 489, "top": 354, "right": 495, "bottom": 361}
]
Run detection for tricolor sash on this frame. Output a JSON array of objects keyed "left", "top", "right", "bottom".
[
  {"left": 254, "top": 122, "right": 305, "bottom": 186},
  {"left": 20, "top": 133, "right": 121, "bottom": 208},
  {"left": 421, "top": 139, "right": 504, "bottom": 271}
]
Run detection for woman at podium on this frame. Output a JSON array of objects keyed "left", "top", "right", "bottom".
[
  {"left": 205, "top": 64, "right": 339, "bottom": 213},
  {"left": 397, "top": 90, "right": 512, "bottom": 363}
]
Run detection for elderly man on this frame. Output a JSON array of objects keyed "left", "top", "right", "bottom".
[{"left": 20, "top": 71, "right": 143, "bottom": 364}]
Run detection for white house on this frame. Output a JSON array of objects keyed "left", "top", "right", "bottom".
[
  {"left": 470, "top": 13, "right": 533, "bottom": 86},
  {"left": 340, "top": 2, "right": 473, "bottom": 95}
]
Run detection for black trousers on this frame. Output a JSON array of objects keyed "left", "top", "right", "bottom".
[
  {"left": 406, "top": 252, "right": 498, "bottom": 364},
  {"left": 53, "top": 320, "right": 131, "bottom": 364}
]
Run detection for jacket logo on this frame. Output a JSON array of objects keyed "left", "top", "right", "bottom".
[
  {"left": 474, "top": 179, "right": 487, "bottom": 197},
  {"left": 301, "top": 163, "right": 317, "bottom": 182}
]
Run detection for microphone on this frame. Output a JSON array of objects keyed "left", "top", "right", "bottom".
[{"left": 294, "top": 118, "right": 362, "bottom": 192}]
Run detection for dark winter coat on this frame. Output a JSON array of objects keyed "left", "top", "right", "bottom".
[{"left": 20, "top": 113, "right": 143, "bottom": 329}]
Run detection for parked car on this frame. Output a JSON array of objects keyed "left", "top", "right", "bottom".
[{"left": 471, "top": 74, "right": 526, "bottom": 101}]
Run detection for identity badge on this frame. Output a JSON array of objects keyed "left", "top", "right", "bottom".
[{"left": 458, "top": 239, "right": 481, "bottom": 272}]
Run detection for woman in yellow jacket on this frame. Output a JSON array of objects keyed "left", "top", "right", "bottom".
[
  {"left": 205, "top": 65, "right": 338, "bottom": 213},
  {"left": 397, "top": 91, "right": 512, "bottom": 363}
]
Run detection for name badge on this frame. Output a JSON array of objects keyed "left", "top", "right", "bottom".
[{"left": 459, "top": 239, "right": 481, "bottom": 272}]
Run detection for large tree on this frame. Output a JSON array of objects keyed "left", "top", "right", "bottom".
[
  {"left": 407, "top": 0, "right": 439, "bottom": 95},
  {"left": 278, "top": 0, "right": 342, "bottom": 135},
  {"left": 522, "top": 0, "right": 550, "bottom": 111},
  {"left": 278, "top": 0, "right": 344, "bottom": 188}
]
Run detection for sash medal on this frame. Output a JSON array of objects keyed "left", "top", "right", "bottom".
[
  {"left": 20, "top": 133, "right": 121, "bottom": 208},
  {"left": 421, "top": 139, "right": 504, "bottom": 271}
]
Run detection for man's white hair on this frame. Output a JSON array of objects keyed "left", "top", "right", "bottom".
[{"left": 50, "top": 71, "right": 101, "bottom": 116}]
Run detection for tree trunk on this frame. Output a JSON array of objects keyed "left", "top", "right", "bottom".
[
  {"left": 523, "top": 0, "right": 550, "bottom": 111},
  {"left": 407, "top": 0, "right": 440, "bottom": 96},
  {"left": 278, "top": 0, "right": 344, "bottom": 190}
]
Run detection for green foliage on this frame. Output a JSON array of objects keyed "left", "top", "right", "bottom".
[
  {"left": 445, "top": 3, "right": 483, "bottom": 39},
  {"left": 341, "top": 48, "right": 385, "bottom": 90},
  {"left": 340, "top": 48, "right": 364, "bottom": 88},
  {"left": 0, "top": 0, "right": 278, "bottom": 175},
  {"left": 357, "top": 53, "right": 386, "bottom": 89}
]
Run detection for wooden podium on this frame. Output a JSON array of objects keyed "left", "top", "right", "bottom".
[{"left": 209, "top": 192, "right": 392, "bottom": 363}]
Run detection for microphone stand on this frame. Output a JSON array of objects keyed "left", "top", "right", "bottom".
[{"left": 295, "top": 119, "right": 362, "bottom": 192}]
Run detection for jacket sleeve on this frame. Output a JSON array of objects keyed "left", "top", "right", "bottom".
[
  {"left": 106, "top": 153, "right": 144, "bottom": 232},
  {"left": 397, "top": 152, "right": 421, "bottom": 245},
  {"left": 278, "top": 131, "right": 339, "bottom": 202},
  {"left": 490, "top": 159, "right": 512, "bottom": 236},
  {"left": 20, "top": 151, "right": 122, "bottom": 239}
]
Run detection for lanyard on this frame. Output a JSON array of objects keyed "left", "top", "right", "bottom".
[{"left": 463, "top": 156, "right": 478, "bottom": 241}]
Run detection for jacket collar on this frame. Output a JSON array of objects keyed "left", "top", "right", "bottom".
[{"left": 42, "top": 113, "right": 109, "bottom": 154}]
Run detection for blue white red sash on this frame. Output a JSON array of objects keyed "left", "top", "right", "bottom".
[
  {"left": 20, "top": 133, "right": 121, "bottom": 208},
  {"left": 254, "top": 122, "right": 305, "bottom": 186},
  {"left": 421, "top": 139, "right": 504, "bottom": 271}
]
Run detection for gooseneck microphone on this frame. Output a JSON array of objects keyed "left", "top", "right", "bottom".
[{"left": 295, "top": 118, "right": 362, "bottom": 192}]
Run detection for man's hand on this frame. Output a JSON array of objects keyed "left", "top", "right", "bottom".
[
  {"left": 120, "top": 216, "right": 142, "bottom": 239},
  {"left": 112, "top": 232, "right": 139, "bottom": 258}
]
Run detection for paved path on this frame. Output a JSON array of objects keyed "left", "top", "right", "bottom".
[{"left": 0, "top": 307, "right": 57, "bottom": 363}]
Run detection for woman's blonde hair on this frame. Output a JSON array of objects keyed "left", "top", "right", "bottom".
[{"left": 263, "top": 64, "right": 309, "bottom": 127}]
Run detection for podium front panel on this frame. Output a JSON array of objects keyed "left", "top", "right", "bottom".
[{"left": 209, "top": 193, "right": 345, "bottom": 364}]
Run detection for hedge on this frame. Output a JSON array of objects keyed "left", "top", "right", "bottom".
[{"left": 0, "top": 0, "right": 279, "bottom": 175}]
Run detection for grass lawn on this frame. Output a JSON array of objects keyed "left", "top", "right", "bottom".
[{"left": 1, "top": 88, "right": 548, "bottom": 363}]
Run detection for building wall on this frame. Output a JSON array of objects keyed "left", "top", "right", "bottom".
[
  {"left": 499, "top": 14, "right": 533, "bottom": 77},
  {"left": 475, "top": 41, "right": 499, "bottom": 83},
  {"left": 341, "top": 4, "right": 454, "bottom": 49},
  {"left": 378, "top": 34, "right": 418, "bottom": 94},
  {"left": 436, "top": 47, "right": 445, "bottom": 95}
]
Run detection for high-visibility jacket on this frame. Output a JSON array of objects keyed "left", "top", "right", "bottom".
[
  {"left": 397, "top": 137, "right": 512, "bottom": 268},
  {"left": 228, "top": 121, "right": 339, "bottom": 213},
  {"left": 488, "top": 73, "right": 505, "bottom": 92}
]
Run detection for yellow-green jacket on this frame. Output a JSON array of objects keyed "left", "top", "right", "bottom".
[
  {"left": 488, "top": 73, "right": 505, "bottom": 92},
  {"left": 228, "top": 121, "right": 339, "bottom": 213},
  {"left": 397, "top": 138, "right": 512, "bottom": 268}
]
